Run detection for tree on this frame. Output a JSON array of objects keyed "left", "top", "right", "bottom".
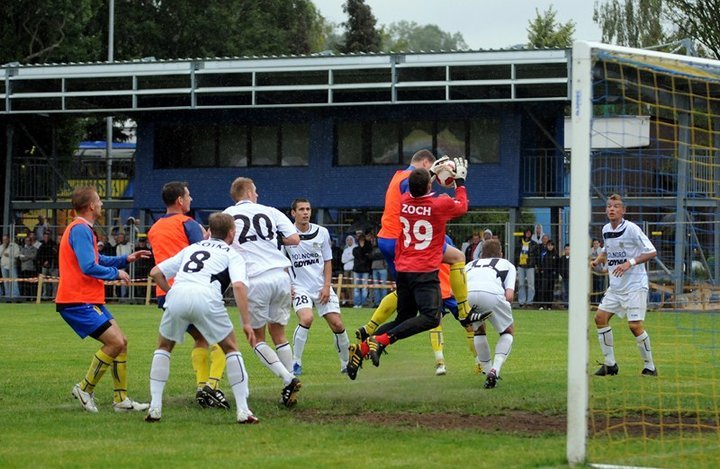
[
  {"left": 0, "top": 0, "right": 103, "bottom": 64},
  {"left": 593, "top": 0, "right": 668, "bottom": 48},
  {"left": 382, "top": 21, "right": 469, "bottom": 52},
  {"left": 527, "top": 6, "right": 576, "bottom": 48},
  {"left": 665, "top": 0, "right": 720, "bottom": 58},
  {"left": 341, "top": 0, "right": 381, "bottom": 53}
]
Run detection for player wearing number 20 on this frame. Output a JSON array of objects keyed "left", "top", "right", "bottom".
[
  {"left": 147, "top": 213, "right": 258, "bottom": 423},
  {"left": 223, "top": 177, "right": 303, "bottom": 408},
  {"left": 356, "top": 163, "right": 468, "bottom": 370}
]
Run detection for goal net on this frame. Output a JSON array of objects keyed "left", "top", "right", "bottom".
[{"left": 568, "top": 41, "right": 720, "bottom": 467}]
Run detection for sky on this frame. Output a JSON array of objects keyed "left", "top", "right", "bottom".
[{"left": 313, "top": 0, "right": 603, "bottom": 50}]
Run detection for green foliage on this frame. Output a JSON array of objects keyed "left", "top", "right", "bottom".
[
  {"left": 382, "top": 20, "right": 469, "bottom": 52},
  {"left": 0, "top": 0, "right": 104, "bottom": 64},
  {"left": 593, "top": 0, "right": 669, "bottom": 48},
  {"left": 666, "top": 0, "right": 720, "bottom": 59},
  {"left": 527, "top": 6, "right": 576, "bottom": 48},
  {"left": 341, "top": 0, "right": 381, "bottom": 53}
]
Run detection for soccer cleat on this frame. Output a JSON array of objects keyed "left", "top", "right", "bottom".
[
  {"left": 202, "top": 385, "right": 230, "bottom": 410},
  {"left": 355, "top": 326, "right": 369, "bottom": 342},
  {"left": 237, "top": 409, "right": 260, "bottom": 424},
  {"left": 292, "top": 362, "right": 303, "bottom": 376},
  {"left": 346, "top": 343, "right": 364, "bottom": 380},
  {"left": 641, "top": 367, "right": 658, "bottom": 377},
  {"left": 435, "top": 363, "right": 447, "bottom": 376},
  {"left": 474, "top": 363, "right": 484, "bottom": 375},
  {"left": 484, "top": 369, "right": 498, "bottom": 389},
  {"left": 145, "top": 407, "right": 162, "bottom": 422},
  {"left": 196, "top": 388, "right": 211, "bottom": 408},
  {"left": 72, "top": 383, "right": 98, "bottom": 413},
  {"left": 279, "top": 377, "right": 302, "bottom": 408},
  {"left": 367, "top": 337, "right": 386, "bottom": 367},
  {"left": 460, "top": 305, "right": 495, "bottom": 326},
  {"left": 594, "top": 363, "right": 619, "bottom": 376},
  {"left": 113, "top": 397, "right": 150, "bottom": 412}
]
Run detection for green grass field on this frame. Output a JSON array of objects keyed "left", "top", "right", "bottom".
[{"left": 0, "top": 304, "right": 718, "bottom": 468}]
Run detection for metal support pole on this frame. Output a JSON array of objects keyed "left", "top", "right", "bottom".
[{"left": 3, "top": 124, "right": 14, "bottom": 233}]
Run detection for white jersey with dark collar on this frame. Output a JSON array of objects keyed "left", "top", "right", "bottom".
[
  {"left": 223, "top": 200, "right": 296, "bottom": 278},
  {"left": 465, "top": 257, "right": 516, "bottom": 296},
  {"left": 284, "top": 223, "right": 332, "bottom": 293},
  {"left": 602, "top": 219, "right": 656, "bottom": 293},
  {"left": 157, "top": 238, "right": 247, "bottom": 299}
]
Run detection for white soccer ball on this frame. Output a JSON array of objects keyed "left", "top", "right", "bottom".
[{"left": 434, "top": 160, "right": 456, "bottom": 188}]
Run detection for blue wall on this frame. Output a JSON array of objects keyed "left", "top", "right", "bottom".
[{"left": 134, "top": 104, "right": 523, "bottom": 212}]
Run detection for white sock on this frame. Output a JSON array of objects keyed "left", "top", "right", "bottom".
[
  {"left": 334, "top": 329, "right": 350, "bottom": 369},
  {"left": 473, "top": 334, "right": 492, "bottom": 372},
  {"left": 434, "top": 350, "right": 445, "bottom": 363},
  {"left": 492, "top": 333, "right": 514, "bottom": 376},
  {"left": 597, "top": 326, "right": 616, "bottom": 366},
  {"left": 292, "top": 325, "right": 309, "bottom": 365},
  {"left": 254, "top": 342, "right": 294, "bottom": 385},
  {"left": 635, "top": 331, "right": 655, "bottom": 371},
  {"left": 149, "top": 349, "right": 171, "bottom": 410},
  {"left": 276, "top": 342, "right": 294, "bottom": 373},
  {"left": 225, "top": 352, "right": 250, "bottom": 412}
]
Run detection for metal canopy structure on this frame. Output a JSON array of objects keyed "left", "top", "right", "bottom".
[{"left": 1, "top": 49, "right": 569, "bottom": 114}]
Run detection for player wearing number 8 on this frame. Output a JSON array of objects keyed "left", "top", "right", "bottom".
[
  {"left": 223, "top": 177, "right": 303, "bottom": 407},
  {"left": 147, "top": 213, "right": 258, "bottom": 423},
  {"left": 348, "top": 165, "right": 468, "bottom": 376}
]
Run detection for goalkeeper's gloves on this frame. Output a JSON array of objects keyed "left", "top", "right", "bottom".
[
  {"left": 428, "top": 155, "right": 450, "bottom": 181},
  {"left": 453, "top": 157, "right": 468, "bottom": 186}
]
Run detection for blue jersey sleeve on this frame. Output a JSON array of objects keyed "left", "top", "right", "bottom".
[
  {"left": 68, "top": 224, "right": 124, "bottom": 280},
  {"left": 183, "top": 219, "right": 205, "bottom": 244}
]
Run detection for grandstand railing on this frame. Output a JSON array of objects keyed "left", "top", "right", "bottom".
[{"left": 11, "top": 155, "right": 134, "bottom": 201}]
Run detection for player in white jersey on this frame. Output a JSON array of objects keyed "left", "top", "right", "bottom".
[
  {"left": 223, "top": 177, "right": 302, "bottom": 407},
  {"left": 463, "top": 239, "right": 517, "bottom": 389},
  {"left": 146, "top": 213, "right": 258, "bottom": 424},
  {"left": 590, "top": 194, "right": 658, "bottom": 377},
  {"left": 285, "top": 199, "right": 350, "bottom": 376}
]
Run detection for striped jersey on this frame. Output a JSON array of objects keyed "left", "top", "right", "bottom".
[
  {"left": 284, "top": 223, "right": 332, "bottom": 293},
  {"left": 157, "top": 238, "right": 247, "bottom": 300},
  {"left": 223, "top": 200, "right": 296, "bottom": 278},
  {"left": 602, "top": 219, "right": 656, "bottom": 293},
  {"left": 465, "top": 257, "right": 517, "bottom": 296}
]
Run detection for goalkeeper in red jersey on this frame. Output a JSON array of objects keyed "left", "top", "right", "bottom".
[{"left": 347, "top": 160, "right": 486, "bottom": 379}]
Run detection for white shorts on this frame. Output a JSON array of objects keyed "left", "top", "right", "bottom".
[
  {"left": 468, "top": 290, "right": 514, "bottom": 333},
  {"left": 248, "top": 268, "right": 292, "bottom": 329},
  {"left": 598, "top": 288, "right": 648, "bottom": 321},
  {"left": 292, "top": 286, "right": 341, "bottom": 317},
  {"left": 160, "top": 285, "right": 232, "bottom": 345}
]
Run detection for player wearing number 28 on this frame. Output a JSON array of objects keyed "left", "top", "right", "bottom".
[
  {"left": 285, "top": 199, "right": 350, "bottom": 376},
  {"left": 352, "top": 163, "right": 468, "bottom": 371},
  {"left": 223, "top": 177, "right": 303, "bottom": 407}
]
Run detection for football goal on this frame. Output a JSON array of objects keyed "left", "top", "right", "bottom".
[{"left": 568, "top": 41, "right": 720, "bottom": 467}]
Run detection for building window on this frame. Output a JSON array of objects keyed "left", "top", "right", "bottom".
[
  {"left": 218, "top": 125, "right": 248, "bottom": 167},
  {"left": 336, "top": 118, "right": 499, "bottom": 166},
  {"left": 155, "top": 122, "right": 309, "bottom": 168},
  {"left": 469, "top": 118, "right": 500, "bottom": 163}
]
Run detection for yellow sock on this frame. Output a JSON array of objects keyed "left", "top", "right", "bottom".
[
  {"left": 465, "top": 326, "right": 476, "bottom": 355},
  {"left": 207, "top": 344, "right": 226, "bottom": 390},
  {"left": 366, "top": 292, "right": 398, "bottom": 334},
  {"left": 191, "top": 347, "right": 210, "bottom": 389},
  {"left": 430, "top": 325, "right": 444, "bottom": 363},
  {"left": 81, "top": 349, "right": 113, "bottom": 393},
  {"left": 450, "top": 262, "right": 470, "bottom": 319},
  {"left": 112, "top": 352, "right": 128, "bottom": 403}
]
